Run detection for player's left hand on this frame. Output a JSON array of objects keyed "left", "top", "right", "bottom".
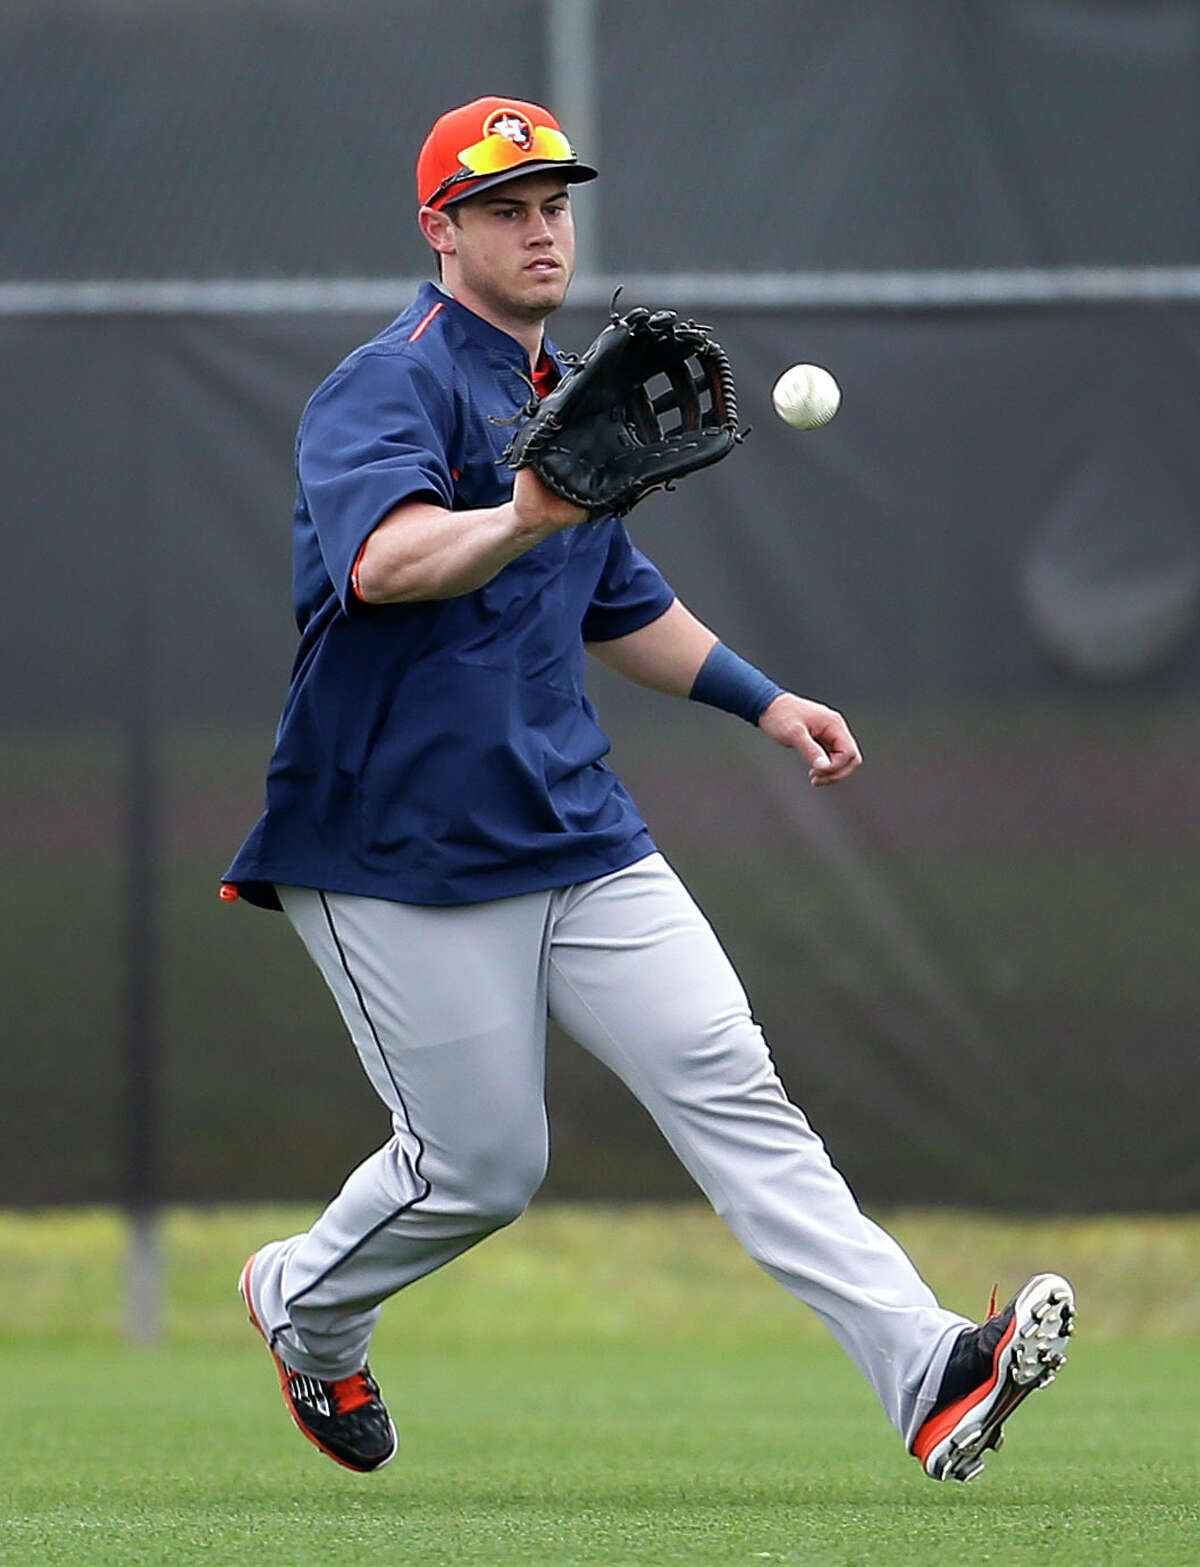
[{"left": 757, "top": 693, "right": 862, "bottom": 787}]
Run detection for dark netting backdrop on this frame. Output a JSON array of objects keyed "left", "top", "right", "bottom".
[{"left": 2, "top": 0, "right": 1198, "bottom": 1209}]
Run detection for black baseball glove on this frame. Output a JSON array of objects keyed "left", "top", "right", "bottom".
[{"left": 502, "top": 299, "right": 744, "bottom": 517}]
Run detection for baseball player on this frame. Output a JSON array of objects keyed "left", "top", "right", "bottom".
[{"left": 224, "top": 95, "right": 1074, "bottom": 1483}]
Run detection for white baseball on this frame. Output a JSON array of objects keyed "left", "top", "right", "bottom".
[{"left": 771, "top": 364, "right": 841, "bottom": 429}]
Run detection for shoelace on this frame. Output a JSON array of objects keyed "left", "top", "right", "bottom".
[
  {"left": 987, "top": 1282, "right": 999, "bottom": 1319},
  {"left": 329, "top": 1370, "right": 377, "bottom": 1415}
]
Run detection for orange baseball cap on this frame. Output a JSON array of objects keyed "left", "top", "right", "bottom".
[{"left": 417, "top": 96, "right": 598, "bottom": 210}]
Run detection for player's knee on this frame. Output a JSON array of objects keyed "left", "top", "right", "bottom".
[
  {"left": 479, "top": 1177, "right": 541, "bottom": 1229},
  {"left": 454, "top": 1126, "right": 548, "bottom": 1229},
  {"left": 481, "top": 1142, "right": 548, "bottom": 1226}
]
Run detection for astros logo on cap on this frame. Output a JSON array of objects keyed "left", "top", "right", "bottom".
[{"left": 482, "top": 109, "right": 534, "bottom": 151}]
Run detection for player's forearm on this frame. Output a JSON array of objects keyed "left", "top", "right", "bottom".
[
  {"left": 355, "top": 499, "right": 555, "bottom": 603},
  {"left": 586, "top": 599, "right": 718, "bottom": 696},
  {"left": 356, "top": 470, "right": 587, "bottom": 604}
]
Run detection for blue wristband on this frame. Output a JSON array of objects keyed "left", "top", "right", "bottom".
[{"left": 688, "top": 642, "right": 784, "bottom": 725}]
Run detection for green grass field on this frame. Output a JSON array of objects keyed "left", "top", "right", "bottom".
[{"left": 2, "top": 1206, "right": 1198, "bottom": 1566}]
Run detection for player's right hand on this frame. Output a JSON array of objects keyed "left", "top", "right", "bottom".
[
  {"left": 758, "top": 693, "right": 863, "bottom": 787},
  {"left": 512, "top": 464, "right": 590, "bottom": 532}
]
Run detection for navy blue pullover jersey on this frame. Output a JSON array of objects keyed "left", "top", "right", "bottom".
[{"left": 223, "top": 284, "right": 675, "bottom": 909}]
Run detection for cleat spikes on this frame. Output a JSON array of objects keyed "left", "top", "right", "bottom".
[{"left": 911, "top": 1273, "right": 1075, "bottom": 1483}]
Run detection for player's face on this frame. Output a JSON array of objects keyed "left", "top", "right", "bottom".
[{"left": 439, "top": 173, "right": 576, "bottom": 328}]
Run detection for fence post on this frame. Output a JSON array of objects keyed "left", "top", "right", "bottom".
[{"left": 123, "top": 319, "right": 163, "bottom": 1344}]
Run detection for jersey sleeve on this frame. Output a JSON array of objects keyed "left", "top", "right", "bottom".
[
  {"left": 297, "top": 350, "right": 455, "bottom": 612},
  {"left": 580, "top": 522, "right": 676, "bottom": 643}
]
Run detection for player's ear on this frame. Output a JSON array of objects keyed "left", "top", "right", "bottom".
[{"left": 419, "top": 205, "right": 458, "bottom": 258}]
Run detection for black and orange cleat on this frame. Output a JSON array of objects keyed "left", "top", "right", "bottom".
[
  {"left": 238, "top": 1252, "right": 397, "bottom": 1473},
  {"left": 912, "top": 1272, "right": 1075, "bottom": 1482}
]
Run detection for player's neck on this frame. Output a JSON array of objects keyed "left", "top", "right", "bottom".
[{"left": 442, "top": 281, "right": 549, "bottom": 369}]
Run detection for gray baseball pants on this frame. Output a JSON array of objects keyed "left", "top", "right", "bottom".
[{"left": 249, "top": 853, "right": 968, "bottom": 1448}]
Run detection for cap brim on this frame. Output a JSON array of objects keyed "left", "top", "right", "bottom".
[{"left": 434, "top": 160, "right": 598, "bottom": 208}]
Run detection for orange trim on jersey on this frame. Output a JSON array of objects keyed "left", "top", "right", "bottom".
[
  {"left": 408, "top": 302, "right": 445, "bottom": 342},
  {"left": 350, "top": 537, "right": 370, "bottom": 602},
  {"left": 532, "top": 350, "right": 559, "bottom": 400}
]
